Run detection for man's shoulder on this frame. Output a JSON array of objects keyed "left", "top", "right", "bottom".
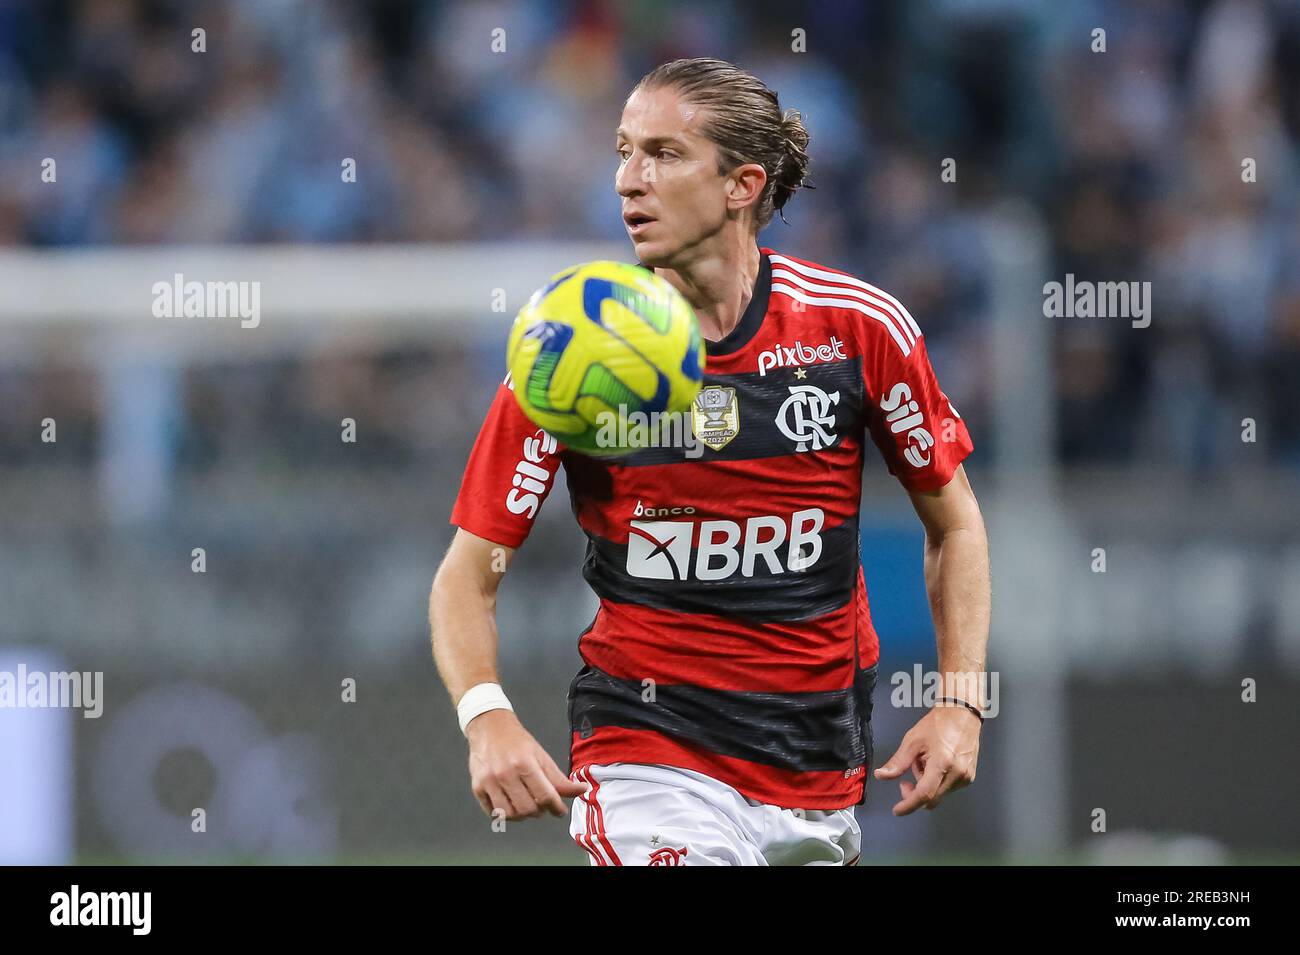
[{"left": 762, "top": 247, "right": 922, "bottom": 358}]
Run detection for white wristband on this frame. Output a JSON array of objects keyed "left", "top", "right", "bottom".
[{"left": 457, "top": 682, "right": 514, "bottom": 736}]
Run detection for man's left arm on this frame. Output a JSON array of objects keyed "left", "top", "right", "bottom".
[{"left": 873, "top": 463, "right": 991, "bottom": 816}]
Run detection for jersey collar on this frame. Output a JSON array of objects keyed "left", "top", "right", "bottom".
[{"left": 705, "top": 245, "right": 771, "bottom": 357}]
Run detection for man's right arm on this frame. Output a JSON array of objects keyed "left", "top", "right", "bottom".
[
  {"left": 430, "top": 528, "right": 586, "bottom": 820},
  {"left": 431, "top": 376, "right": 583, "bottom": 821}
]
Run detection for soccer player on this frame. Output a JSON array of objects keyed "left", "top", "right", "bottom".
[{"left": 430, "top": 57, "right": 991, "bottom": 866}]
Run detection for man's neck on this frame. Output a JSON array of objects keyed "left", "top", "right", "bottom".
[{"left": 655, "top": 237, "right": 761, "bottom": 343}]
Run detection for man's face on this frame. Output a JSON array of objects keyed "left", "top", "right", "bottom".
[{"left": 615, "top": 86, "right": 731, "bottom": 267}]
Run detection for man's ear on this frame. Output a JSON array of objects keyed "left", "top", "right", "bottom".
[{"left": 728, "top": 163, "right": 767, "bottom": 206}]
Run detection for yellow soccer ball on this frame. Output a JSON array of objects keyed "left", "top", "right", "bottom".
[{"left": 506, "top": 261, "right": 704, "bottom": 456}]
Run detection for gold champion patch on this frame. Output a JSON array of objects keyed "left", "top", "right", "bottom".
[{"left": 691, "top": 385, "right": 740, "bottom": 451}]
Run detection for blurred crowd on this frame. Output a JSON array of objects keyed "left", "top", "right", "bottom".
[{"left": 1, "top": 0, "right": 1298, "bottom": 471}]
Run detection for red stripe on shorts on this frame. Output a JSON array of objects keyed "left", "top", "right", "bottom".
[
  {"left": 583, "top": 765, "right": 622, "bottom": 866},
  {"left": 573, "top": 767, "right": 606, "bottom": 866}
]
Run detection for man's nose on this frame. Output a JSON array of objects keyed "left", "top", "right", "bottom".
[{"left": 616, "top": 154, "right": 648, "bottom": 197}]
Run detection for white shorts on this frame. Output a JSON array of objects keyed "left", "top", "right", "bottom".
[{"left": 568, "top": 762, "right": 861, "bottom": 866}]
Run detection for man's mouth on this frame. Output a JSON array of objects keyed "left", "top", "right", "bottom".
[{"left": 624, "top": 212, "right": 656, "bottom": 235}]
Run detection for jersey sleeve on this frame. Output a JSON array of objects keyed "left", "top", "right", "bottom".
[
  {"left": 449, "top": 374, "right": 565, "bottom": 548},
  {"left": 859, "top": 303, "right": 973, "bottom": 493}
]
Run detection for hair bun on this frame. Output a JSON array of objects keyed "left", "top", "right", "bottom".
[{"left": 772, "top": 108, "right": 812, "bottom": 214}]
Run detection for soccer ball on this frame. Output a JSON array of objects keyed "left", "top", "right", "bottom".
[{"left": 506, "top": 261, "right": 705, "bottom": 456}]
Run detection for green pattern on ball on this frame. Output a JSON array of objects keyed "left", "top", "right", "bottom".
[
  {"left": 524, "top": 349, "right": 563, "bottom": 410},
  {"left": 578, "top": 362, "right": 643, "bottom": 414},
  {"left": 611, "top": 282, "right": 672, "bottom": 334}
]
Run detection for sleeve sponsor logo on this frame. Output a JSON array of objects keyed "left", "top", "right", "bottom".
[
  {"left": 504, "top": 429, "right": 558, "bottom": 518},
  {"left": 879, "top": 381, "right": 934, "bottom": 468}
]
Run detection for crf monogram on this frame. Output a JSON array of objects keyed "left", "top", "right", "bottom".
[
  {"left": 776, "top": 384, "right": 840, "bottom": 452},
  {"left": 648, "top": 845, "right": 688, "bottom": 865}
]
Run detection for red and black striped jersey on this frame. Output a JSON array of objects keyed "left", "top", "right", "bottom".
[{"left": 450, "top": 245, "right": 973, "bottom": 809}]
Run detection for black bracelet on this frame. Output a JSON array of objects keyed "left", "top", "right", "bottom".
[{"left": 936, "top": 696, "right": 985, "bottom": 724}]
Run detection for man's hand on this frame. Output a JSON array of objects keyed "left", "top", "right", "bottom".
[
  {"left": 466, "top": 709, "right": 588, "bottom": 821},
  {"left": 874, "top": 704, "right": 981, "bottom": 816}
]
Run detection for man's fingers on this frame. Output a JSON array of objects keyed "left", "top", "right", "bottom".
[
  {"left": 925, "top": 757, "right": 977, "bottom": 805},
  {"left": 556, "top": 777, "right": 590, "bottom": 797},
  {"left": 893, "top": 758, "right": 950, "bottom": 816},
  {"left": 481, "top": 781, "right": 513, "bottom": 820},
  {"left": 518, "top": 763, "right": 568, "bottom": 817},
  {"left": 500, "top": 775, "right": 541, "bottom": 818},
  {"left": 892, "top": 784, "right": 926, "bottom": 816},
  {"left": 874, "top": 736, "right": 920, "bottom": 780},
  {"left": 541, "top": 754, "right": 590, "bottom": 799},
  {"left": 548, "top": 764, "right": 590, "bottom": 795}
]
